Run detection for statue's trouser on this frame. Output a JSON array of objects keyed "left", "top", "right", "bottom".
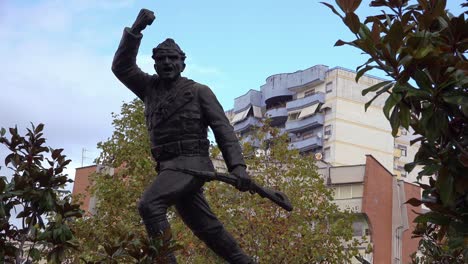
[{"left": 138, "top": 169, "right": 253, "bottom": 264}]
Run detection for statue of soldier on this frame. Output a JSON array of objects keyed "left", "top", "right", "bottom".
[{"left": 112, "top": 9, "right": 254, "bottom": 264}]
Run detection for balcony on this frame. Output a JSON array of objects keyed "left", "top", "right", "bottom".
[
  {"left": 333, "top": 198, "right": 363, "bottom": 213},
  {"left": 285, "top": 114, "right": 324, "bottom": 133},
  {"left": 265, "top": 106, "right": 288, "bottom": 126},
  {"left": 289, "top": 136, "right": 323, "bottom": 152},
  {"left": 286, "top": 92, "right": 325, "bottom": 111},
  {"left": 233, "top": 116, "right": 261, "bottom": 133}
]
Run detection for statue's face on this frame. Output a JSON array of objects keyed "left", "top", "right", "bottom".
[{"left": 153, "top": 49, "right": 185, "bottom": 81}]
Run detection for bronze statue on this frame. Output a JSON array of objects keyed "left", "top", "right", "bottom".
[{"left": 112, "top": 9, "right": 254, "bottom": 263}]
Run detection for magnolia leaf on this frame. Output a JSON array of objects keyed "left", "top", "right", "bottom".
[
  {"left": 383, "top": 92, "right": 402, "bottom": 119},
  {"left": 361, "top": 80, "right": 393, "bottom": 96},
  {"left": 344, "top": 12, "right": 361, "bottom": 34},
  {"left": 443, "top": 95, "right": 468, "bottom": 107},
  {"left": 437, "top": 167, "right": 454, "bottom": 207},
  {"left": 320, "top": 2, "right": 344, "bottom": 19},
  {"left": 405, "top": 198, "right": 423, "bottom": 207},
  {"left": 387, "top": 20, "right": 404, "bottom": 51}
]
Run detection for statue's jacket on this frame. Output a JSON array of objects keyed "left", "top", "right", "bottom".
[{"left": 112, "top": 28, "right": 245, "bottom": 173}]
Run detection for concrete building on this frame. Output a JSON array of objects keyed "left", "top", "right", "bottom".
[{"left": 227, "top": 65, "right": 420, "bottom": 183}]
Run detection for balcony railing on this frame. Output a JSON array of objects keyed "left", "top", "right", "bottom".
[
  {"left": 285, "top": 114, "right": 324, "bottom": 132},
  {"left": 233, "top": 116, "right": 261, "bottom": 132},
  {"left": 265, "top": 106, "right": 288, "bottom": 119},
  {"left": 286, "top": 92, "right": 325, "bottom": 111},
  {"left": 289, "top": 135, "right": 323, "bottom": 152}
]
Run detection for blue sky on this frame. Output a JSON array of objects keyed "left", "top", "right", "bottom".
[{"left": 0, "top": 0, "right": 464, "bottom": 182}]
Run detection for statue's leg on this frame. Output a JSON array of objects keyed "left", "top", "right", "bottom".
[
  {"left": 138, "top": 169, "right": 203, "bottom": 263},
  {"left": 175, "top": 190, "right": 254, "bottom": 264}
]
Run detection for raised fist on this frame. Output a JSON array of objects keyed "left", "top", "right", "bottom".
[{"left": 131, "top": 9, "right": 155, "bottom": 34}]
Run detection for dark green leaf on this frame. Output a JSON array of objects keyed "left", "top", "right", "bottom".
[
  {"left": 443, "top": 95, "right": 468, "bottom": 107},
  {"left": 437, "top": 167, "right": 454, "bottom": 206},
  {"left": 414, "top": 211, "right": 450, "bottom": 225},
  {"left": 0, "top": 127, "right": 5, "bottom": 137},
  {"left": 390, "top": 105, "right": 400, "bottom": 137},
  {"left": 383, "top": 92, "right": 402, "bottom": 119},
  {"left": 398, "top": 104, "right": 410, "bottom": 129},
  {"left": 362, "top": 80, "right": 393, "bottom": 96},
  {"left": 355, "top": 65, "right": 375, "bottom": 82},
  {"left": 386, "top": 20, "right": 404, "bottom": 51},
  {"left": 29, "top": 248, "right": 41, "bottom": 261},
  {"left": 413, "top": 70, "right": 433, "bottom": 93}
]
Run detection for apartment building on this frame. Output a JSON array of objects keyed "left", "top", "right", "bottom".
[{"left": 227, "top": 65, "right": 420, "bottom": 183}]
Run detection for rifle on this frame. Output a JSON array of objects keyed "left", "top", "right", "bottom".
[{"left": 180, "top": 169, "right": 293, "bottom": 212}]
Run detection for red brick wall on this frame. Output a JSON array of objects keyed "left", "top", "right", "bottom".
[
  {"left": 72, "top": 165, "right": 96, "bottom": 213},
  {"left": 362, "top": 155, "right": 393, "bottom": 263},
  {"left": 402, "top": 182, "right": 422, "bottom": 263}
]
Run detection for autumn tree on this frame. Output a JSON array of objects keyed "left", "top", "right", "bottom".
[
  {"left": 0, "top": 124, "right": 83, "bottom": 263},
  {"left": 173, "top": 121, "right": 362, "bottom": 263},
  {"left": 322, "top": 0, "right": 467, "bottom": 262}
]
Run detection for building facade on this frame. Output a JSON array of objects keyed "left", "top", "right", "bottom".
[{"left": 227, "top": 65, "right": 420, "bottom": 183}]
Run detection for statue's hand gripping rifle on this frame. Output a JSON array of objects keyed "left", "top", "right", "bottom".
[{"left": 180, "top": 169, "right": 293, "bottom": 212}]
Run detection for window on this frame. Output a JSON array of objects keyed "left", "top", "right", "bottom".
[
  {"left": 288, "top": 112, "right": 300, "bottom": 120},
  {"left": 353, "top": 221, "right": 363, "bottom": 237},
  {"left": 400, "top": 127, "right": 408, "bottom": 135},
  {"left": 326, "top": 82, "right": 333, "bottom": 93},
  {"left": 333, "top": 184, "right": 364, "bottom": 199},
  {"left": 323, "top": 147, "right": 331, "bottom": 160},
  {"left": 304, "top": 89, "right": 316, "bottom": 97},
  {"left": 397, "top": 145, "right": 407, "bottom": 156},
  {"left": 352, "top": 185, "right": 364, "bottom": 198},
  {"left": 324, "top": 125, "right": 332, "bottom": 136}
]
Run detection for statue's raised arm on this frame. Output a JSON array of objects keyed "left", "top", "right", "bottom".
[{"left": 111, "top": 9, "right": 156, "bottom": 100}]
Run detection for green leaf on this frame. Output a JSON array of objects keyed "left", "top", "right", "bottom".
[
  {"left": 355, "top": 65, "right": 375, "bottom": 82},
  {"left": 29, "top": 248, "right": 41, "bottom": 261},
  {"left": 383, "top": 92, "right": 402, "bottom": 119},
  {"left": 398, "top": 104, "right": 410, "bottom": 129},
  {"left": 413, "top": 70, "right": 433, "bottom": 92},
  {"left": 0, "top": 127, "right": 5, "bottom": 137},
  {"left": 362, "top": 80, "right": 393, "bottom": 96}
]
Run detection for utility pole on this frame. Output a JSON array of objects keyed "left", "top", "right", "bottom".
[{"left": 81, "top": 148, "right": 89, "bottom": 167}]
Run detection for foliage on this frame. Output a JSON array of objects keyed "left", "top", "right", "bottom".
[
  {"left": 0, "top": 123, "right": 83, "bottom": 263},
  {"left": 173, "top": 121, "right": 363, "bottom": 263},
  {"left": 322, "top": 0, "right": 467, "bottom": 262}
]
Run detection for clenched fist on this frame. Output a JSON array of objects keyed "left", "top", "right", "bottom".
[{"left": 130, "top": 8, "right": 155, "bottom": 34}]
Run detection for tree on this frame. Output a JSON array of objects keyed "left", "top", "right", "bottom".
[
  {"left": 173, "top": 121, "right": 362, "bottom": 263},
  {"left": 322, "top": 0, "right": 467, "bottom": 262},
  {"left": 0, "top": 124, "right": 83, "bottom": 263},
  {"left": 72, "top": 98, "right": 362, "bottom": 263}
]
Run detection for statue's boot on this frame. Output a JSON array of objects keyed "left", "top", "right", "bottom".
[{"left": 145, "top": 220, "right": 177, "bottom": 264}]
